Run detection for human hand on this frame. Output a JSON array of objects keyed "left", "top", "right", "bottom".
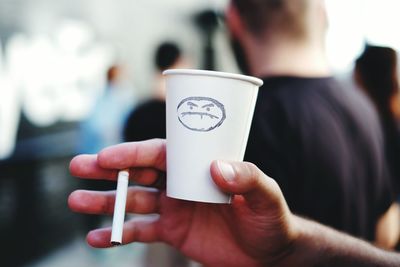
[{"left": 68, "top": 139, "right": 298, "bottom": 267}]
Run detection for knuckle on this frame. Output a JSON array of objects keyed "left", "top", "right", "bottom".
[{"left": 242, "top": 162, "right": 261, "bottom": 184}]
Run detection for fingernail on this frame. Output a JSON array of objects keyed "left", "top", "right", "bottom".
[{"left": 217, "top": 161, "right": 236, "bottom": 181}]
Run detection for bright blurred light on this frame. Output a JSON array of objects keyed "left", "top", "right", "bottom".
[
  {"left": 325, "top": 0, "right": 400, "bottom": 72},
  {"left": 5, "top": 21, "right": 113, "bottom": 127},
  {"left": 0, "top": 38, "right": 20, "bottom": 159},
  {"left": 363, "top": 0, "right": 400, "bottom": 50},
  {"left": 0, "top": 19, "right": 114, "bottom": 159},
  {"left": 325, "top": 0, "right": 365, "bottom": 72},
  {"left": 0, "top": 77, "right": 20, "bottom": 159},
  {"left": 0, "top": 39, "right": 2, "bottom": 72},
  {"left": 55, "top": 20, "right": 95, "bottom": 52}
]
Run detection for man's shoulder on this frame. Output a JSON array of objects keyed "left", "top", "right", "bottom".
[
  {"left": 258, "top": 76, "right": 337, "bottom": 104},
  {"left": 125, "top": 99, "right": 165, "bottom": 125},
  {"left": 131, "top": 99, "right": 165, "bottom": 115},
  {"left": 136, "top": 99, "right": 165, "bottom": 110},
  {"left": 255, "top": 76, "right": 380, "bottom": 140},
  {"left": 259, "top": 76, "right": 373, "bottom": 115}
]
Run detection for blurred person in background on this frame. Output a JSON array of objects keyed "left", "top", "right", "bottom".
[
  {"left": 354, "top": 45, "right": 400, "bottom": 248},
  {"left": 123, "top": 42, "right": 190, "bottom": 142},
  {"left": 80, "top": 64, "right": 135, "bottom": 153},
  {"left": 78, "top": 64, "right": 135, "bottom": 230},
  {"left": 355, "top": 45, "right": 400, "bottom": 191},
  {"left": 227, "top": 0, "right": 398, "bottom": 247}
]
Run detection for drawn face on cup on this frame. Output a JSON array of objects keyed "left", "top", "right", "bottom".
[{"left": 177, "top": 96, "right": 226, "bottom": 132}]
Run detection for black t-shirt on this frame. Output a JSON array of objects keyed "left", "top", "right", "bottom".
[
  {"left": 244, "top": 76, "right": 393, "bottom": 241},
  {"left": 123, "top": 99, "right": 166, "bottom": 142}
]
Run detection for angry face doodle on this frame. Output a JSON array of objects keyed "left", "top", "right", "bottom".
[{"left": 177, "top": 96, "right": 226, "bottom": 132}]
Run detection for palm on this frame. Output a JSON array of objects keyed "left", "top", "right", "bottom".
[{"left": 156, "top": 192, "right": 288, "bottom": 267}]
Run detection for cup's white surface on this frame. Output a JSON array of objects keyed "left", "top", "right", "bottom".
[{"left": 164, "top": 69, "right": 263, "bottom": 203}]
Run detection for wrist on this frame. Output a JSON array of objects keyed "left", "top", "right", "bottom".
[
  {"left": 274, "top": 216, "right": 400, "bottom": 267},
  {"left": 274, "top": 216, "right": 321, "bottom": 267},
  {"left": 257, "top": 215, "right": 305, "bottom": 267}
]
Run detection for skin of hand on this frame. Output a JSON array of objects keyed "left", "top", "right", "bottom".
[{"left": 68, "top": 139, "right": 298, "bottom": 267}]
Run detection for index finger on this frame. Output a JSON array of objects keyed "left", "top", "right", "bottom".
[{"left": 70, "top": 139, "right": 167, "bottom": 178}]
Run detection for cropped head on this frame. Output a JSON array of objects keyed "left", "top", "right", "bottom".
[
  {"left": 355, "top": 45, "right": 399, "bottom": 110},
  {"left": 107, "top": 65, "right": 121, "bottom": 84},
  {"left": 230, "top": 0, "right": 327, "bottom": 41},
  {"left": 155, "top": 42, "right": 181, "bottom": 72}
]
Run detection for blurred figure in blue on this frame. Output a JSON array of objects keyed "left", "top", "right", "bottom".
[
  {"left": 80, "top": 64, "right": 135, "bottom": 153},
  {"left": 123, "top": 42, "right": 189, "bottom": 142},
  {"left": 77, "top": 64, "right": 135, "bottom": 230},
  {"left": 227, "top": 0, "right": 397, "bottom": 247}
]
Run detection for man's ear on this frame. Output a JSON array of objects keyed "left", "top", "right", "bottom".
[{"left": 225, "top": 3, "right": 245, "bottom": 39}]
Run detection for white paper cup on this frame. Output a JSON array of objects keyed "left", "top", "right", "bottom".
[{"left": 164, "top": 69, "right": 263, "bottom": 203}]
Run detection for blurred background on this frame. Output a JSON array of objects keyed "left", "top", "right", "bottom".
[{"left": 0, "top": 0, "right": 400, "bottom": 266}]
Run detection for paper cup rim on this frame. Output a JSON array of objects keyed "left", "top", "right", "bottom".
[{"left": 163, "top": 69, "right": 263, "bottom": 87}]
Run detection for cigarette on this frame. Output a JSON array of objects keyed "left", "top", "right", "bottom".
[{"left": 110, "top": 169, "right": 129, "bottom": 246}]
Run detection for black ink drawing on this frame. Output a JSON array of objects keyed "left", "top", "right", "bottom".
[{"left": 177, "top": 96, "right": 226, "bottom": 132}]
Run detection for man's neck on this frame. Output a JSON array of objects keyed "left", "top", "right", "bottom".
[{"left": 245, "top": 38, "right": 332, "bottom": 78}]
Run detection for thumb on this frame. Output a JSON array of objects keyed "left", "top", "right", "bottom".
[{"left": 211, "top": 160, "right": 287, "bottom": 211}]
